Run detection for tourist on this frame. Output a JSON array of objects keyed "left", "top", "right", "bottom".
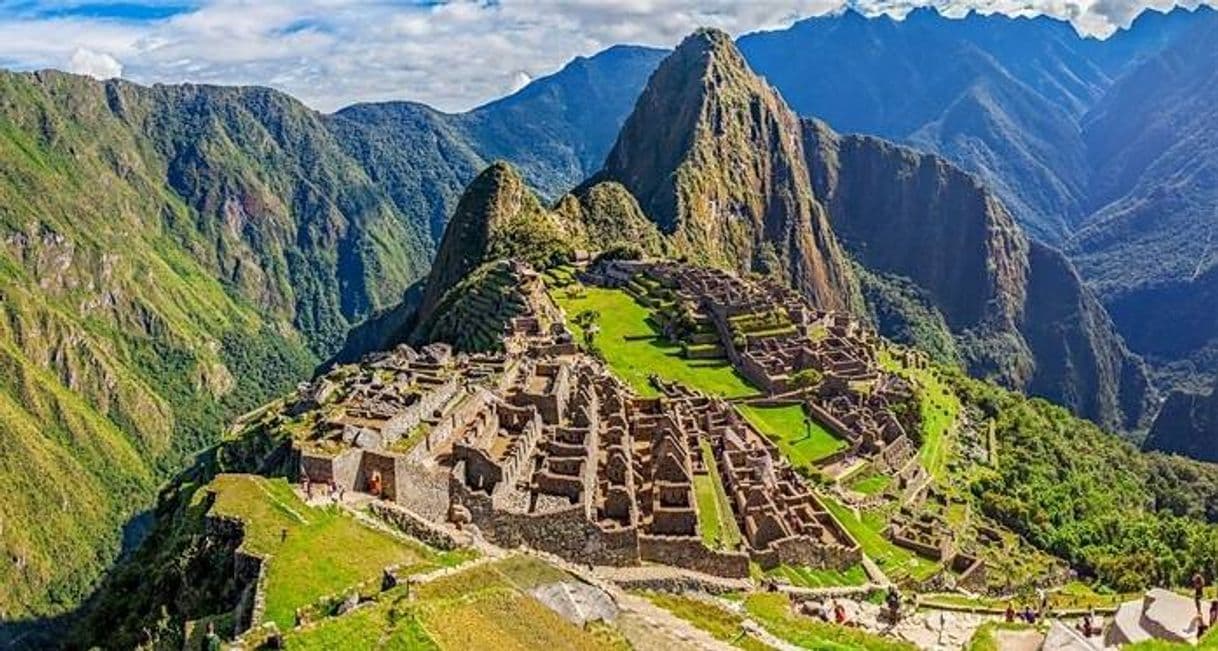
[
  {"left": 833, "top": 600, "right": 847, "bottom": 625},
  {"left": 369, "top": 470, "right": 383, "bottom": 498},
  {"left": 279, "top": 528, "right": 287, "bottom": 543},
  {"left": 1209, "top": 599, "right": 1218, "bottom": 627},
  {"left": 1080, "top": 610, "right": 1095, "bottom": 637},
  {"left": 1195, "top": 572, "right": 1207, "bottom": 613},
  {"left": 885, "top": 586, "right": 901, "bottom": 623},
  {"left": 204, "top": 622, "right": 221, "bottom": 651},
  {"left": 301, "top": 472, "right": 311, "bottom": 499},
  {"left": 1005, "top": 603, "right": 1016, "bottom": 623},
  {"left": 1023, "top": 605, "right": 1036, "bottom": 624}
]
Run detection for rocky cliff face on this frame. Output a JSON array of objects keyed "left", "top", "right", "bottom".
[
  {"left": 593, "top": 29, "right": 859, "bottom": 312},
  {"left": 803, "top": 119, "right": 1152, "bottom": 430},
  {"left": 1146, "top": 376, "right": 1218, "bottom": 462}
]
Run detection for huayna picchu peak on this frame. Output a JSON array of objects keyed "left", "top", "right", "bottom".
[
  {"left": 5, "top": 10, "right": 1218, "bottom": 651},
  {"left": 592, "top": 28, "right": 861, "bottom": 313}
]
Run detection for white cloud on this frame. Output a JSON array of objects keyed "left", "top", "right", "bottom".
[
  {"left": 508, "top": 70, "right": 532, "bottom": 94},
  {"left": 67, "top": 48, "right": 123, "bottom": 79},
  {"left": 0, "top": 0, "right": 1209, "bottom": 112}
]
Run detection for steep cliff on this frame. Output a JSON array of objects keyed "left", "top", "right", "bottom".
[
  {"left": 592, "top": 28, "right": 860, "bottom": 312},
  {"left": 803, "top": 119, "right": 1152, "bottom": 429},
  {"left": 1145, "top": 376, "right": 1218, "bottom": 462}
]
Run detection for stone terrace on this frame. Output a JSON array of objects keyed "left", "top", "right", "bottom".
[{"left": 599, "top": 260, "right": 921, "bottom": 473}]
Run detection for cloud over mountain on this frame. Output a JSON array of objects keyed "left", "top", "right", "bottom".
[{"left": 0, "top": 0, "right": 1210, "bottom": 112}]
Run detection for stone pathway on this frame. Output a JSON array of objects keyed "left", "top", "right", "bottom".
[
  {"left": 994, "top": 628, "right": 1046, "bottom": 651},
  {"left": 837, "top": 599, "right": 991, "bottom": 650},
  {"left": 613, "top": 592, "right": 738, "bottom": 651}
]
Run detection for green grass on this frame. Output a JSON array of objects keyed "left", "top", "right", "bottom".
[
  {"left": 764, "top": 562, "right": 869, "bottom": 588},
  {"left": 286, "top": 556, "right": 613, "bottom": 650},
  {"left": 206, "top": 474, "right": 438, "bottom": 630},
  {"left": 643, "top": 592, "right": 772, "bottom": 651},
  {"left": 695, "top": 440, "right": 743, "bottom": 550},
  {"left": 738, "top": 403, "right": 847, "bottom": 468},
  {"left": 284, "top": 588, "right": 438, "bottom": 650},
  {"left": 848, "top": 473, "right": 892, "bottom": 496},
  {"left": 744, "top": 593, "right": 917, "bottom": 650},
  {"left": 555, "top": 286, "right": 755, "bottom": 398},
  {"left": 820, "top": 496, "right": 939, "bottom": 582},
  {"left": 879, "top": 348, "right": 959, "bottom": 481}
]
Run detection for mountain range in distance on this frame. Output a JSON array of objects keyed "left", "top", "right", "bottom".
[{"left": 3, "top": 3, "right": 1218, "bottom": 640}]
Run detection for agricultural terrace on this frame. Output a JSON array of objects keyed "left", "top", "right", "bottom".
[
  {"left": 204, "top": 474, "right": 450, "bottom": 630},
  {"left": 695, "top": 439, "right": 744, "bottom": 550},
  {"left": 737, "top": 403, "right": 848, "bottom": 469},
  {"left": 820, "top": 496, "right": 940, "bottom": 583},
  {"left": 284, "top": 556, "right": 621, "bottom": 650},
  {"left": 554, "top": 285, "right": 755, "bottom": 398},
  {"left": 761, "top": 562, "right": 869, "bottom": 589},
  {"left": 879, "top": 347, "right": 960, "bottom": 481}
]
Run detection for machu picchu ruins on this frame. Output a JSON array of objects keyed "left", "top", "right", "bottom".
[{"left": 262, "top": 258, "right": 965, "bottom": 584}]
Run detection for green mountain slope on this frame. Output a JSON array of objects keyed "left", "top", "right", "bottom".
[
  {"left": 0, "top": 69, "right": 462, "bottom": 626},
  {"left": 1070, "top": 11, "right": 1218, "bottom": 383},
  {"left": 1146, "top": 376, "right": 1218, "bottom": 462}
]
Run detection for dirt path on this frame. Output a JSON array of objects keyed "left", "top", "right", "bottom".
[{"left": 994, "top": 628, "right": 1046, "bottom": 651}]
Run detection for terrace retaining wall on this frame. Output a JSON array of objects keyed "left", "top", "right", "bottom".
[{"left": 638, "top": 535, "right": 750, "bottom": 578}]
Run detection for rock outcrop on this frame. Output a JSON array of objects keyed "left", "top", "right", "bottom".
[
  {"left": 591, "top": 28, "right": 860, "bottom": 312},
  {"left": 1145, "top": 377, "right": 1218, "bottom": 462}
]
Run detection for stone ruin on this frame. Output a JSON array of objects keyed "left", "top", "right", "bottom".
[
  {"left": 275, "top": 260, "right": 930, "bottom": 579},
  {"left": 598, "top": 260, "right": 923, "bottom": 474}
]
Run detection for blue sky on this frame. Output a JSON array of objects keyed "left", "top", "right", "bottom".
[{"left": 0, "top": 0, "right": 1205, "bottom": 112}]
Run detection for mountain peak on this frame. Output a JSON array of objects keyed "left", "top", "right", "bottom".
[
  {"left": 593, "top": 28, "right": 859, "bottom": 311},
  {"left": 680, "top": 26, "right": 734, "bottom": 51},
  {"left": 413, "top": 161, "right": 541, "bottom": 324}
]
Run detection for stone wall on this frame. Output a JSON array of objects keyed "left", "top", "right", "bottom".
[
  {"left": 299, "top": 447, "right": 362, "bottom": 491},
  {"left": 755, "top": 535, "right": 863, "bottom": 571},
  {"left": 451, "top": 465, "right": 639, "bottom": 566},
  {"left": 806, "top": 402, "right": 859, "bottom": 445},
  {"left": 953, "top": 555, "right": 987, "bottom": 593},
  {"left": 394, "top": 462, "right": 450, "bottom": 521},
  {"left": 367, "top": 500, "right": 465, "bottom": 550},
  {"left": 608, "top": 573, "right": 748, "bottom": 595},
  {"left": 411, "top": 388, "right": 493, "bottom": 463},
  {"left": 890, "top": 528, "right": 949, "bottom": 561},
  {"left": 202, "top": 513, "right": 267, "bottom": 637},
  {"left": 383, "top": 376, "right": 459, "bottom": 444},
  {"left": 637, "top": 535, "right": 750, "bottom": 578}
]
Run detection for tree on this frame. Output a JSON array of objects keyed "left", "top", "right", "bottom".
[{"left": 791, "top": 368, "right": 823, "bottom": 390}]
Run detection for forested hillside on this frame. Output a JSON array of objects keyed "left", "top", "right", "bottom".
[{"left": 0, "top": 43, "right": 664, "bottom": 626}]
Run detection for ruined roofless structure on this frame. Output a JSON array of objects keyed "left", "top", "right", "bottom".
[{"left": 281, "top": 260, "right": 888, "bottom": 579}]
